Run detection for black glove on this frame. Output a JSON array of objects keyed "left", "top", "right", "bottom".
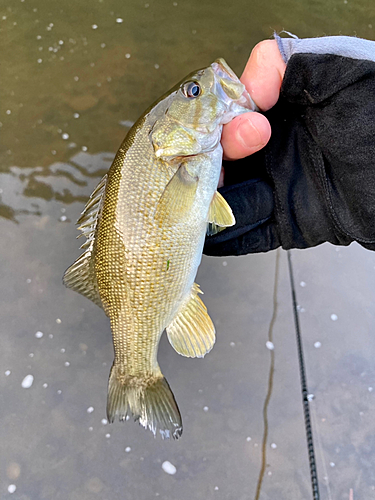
[{"left": 204, "top": 52, "right": 375, "bottom": 257}]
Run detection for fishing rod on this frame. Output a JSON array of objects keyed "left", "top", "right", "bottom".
[{"left": 287, "top": 250, "right": 320, "bottom": 500}]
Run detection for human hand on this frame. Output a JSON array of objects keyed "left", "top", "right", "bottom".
[
  {"left": 220, "top": 40, "right": 286, "bottom": 184},
  {"left": 207, "top": 35, "right": 375, "bottom": 256}
]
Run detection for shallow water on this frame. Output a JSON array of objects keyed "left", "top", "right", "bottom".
[{"left": 1, "top": 0, "right": 375, "bottom": 499}]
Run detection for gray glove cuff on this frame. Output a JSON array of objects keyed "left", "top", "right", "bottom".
[{"left": 275, "top": 32, "right": 375, "bottom": 64}]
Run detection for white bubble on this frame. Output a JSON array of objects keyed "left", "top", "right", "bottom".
[
  {"left": 29, "top": 353, "right": 34, "bottom": 358},
  {"left": 101, "top": 418, "right": 108, "bottom": 425},
  {"left": 49, "top": 334, "right": 53, "bottom": 339},
  {"left": 125, "top": 53, "right": 131, "bottom": 59},
  {"left": 87, "top": 406, "right": 94, "bottom": 413},
  {"left": 59, "top": 215, "right": 67, "bottom": 222},
  {"left": 43, "top": 383, "right": 48, "bottom": 388},
  {"left": 203, "top": 406, "right": 209, "bottom": 412},
  {"left": 56, "top": 318, "right": 62, "bottom": 324},
  {"left": 60, "top": 348, "right": 65, "bottom": 353},
  {"left": 154, "top": 64, "right": 159, "bottom": 69},
  {"left": 214, "top": 486, "right": 219, "bottom": 491},
  {"left": 368, "top": 387, "right": 373, "bottom": 392},
  {"left": 300, "top": 281, "right": 306, "bottom": 287},
  {"left": 101, "top": 43, "right": 106, "bottom": 48},
  {"left": 125, "top": 446, "right": 131, "bottom": 452},
  {"left": 330, "top": 462, "right": 335, "bottom": 467},
  {"left": 64, "top": 361, "right": 70, "bottom": 367},
  {"left": 105, "top": 433, "right": 110, "bottom": 438},
  {"left": 246, "top": 436, "right": 251, "bottom": 442},
  {"left": 82, "top": 146, "right": 88, "bottom": 151},
  {"left": 21, "top": 374, "right": 34, "bottom": 388},
  {"left": 8, "top": 485, "right": 16, "bottom": 494},
  {"left": 59, "top": 40, "right": 64, "bottom": 45},
  {"left": 314, "top": 341, "right": 321, "bottom": 349},
  {"left": 116, "top": 18, "right": 123, "bottom": 23},
  {"left": 307, "top": 394, "right": 315, "bottom": 401},
  {"left": 73, "top": 113, "right": 79, "bottom": 118},
  {"left": 230, "top": 342, "right": 235, "bottom": 347},
  {"left": 330, "top": 314, "right": 338, "bottom": 321},
  {"left": 92, "top": 24, "right": 98, "bottom": 29},
  {"left": 37, "top": 58, "right": 43, "bottom": 63},
  {"left": 270, "top": 443, "right": 277, "bottom": 449},
  {"left": 6, "top": 110, "right": 11, "bottom": 115},
  {"left": 162, "top": 461, "right": 176, "bottom": 475},
  {"left": 5, "top": 370, "right": 11, "bottom": 376},
  {"left": 57, "top": 389, "right": 62, "bottom": 394},
  {"left": 266, "top": 341, "right": 274, "bottom": 350},
  {"left": 62, "top": 133, "right": 69, "bottom": 140},
  {"left": 88, "top": 426, "right": 93, "bottom": 431}
]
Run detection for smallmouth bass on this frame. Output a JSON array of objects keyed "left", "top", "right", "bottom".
[{"left": 64, "top": 59, "right": 255, "bottom": 438}]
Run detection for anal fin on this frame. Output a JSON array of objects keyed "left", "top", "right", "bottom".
[{"left": 166, "top": 283, "right": 215, "bottom": 358}]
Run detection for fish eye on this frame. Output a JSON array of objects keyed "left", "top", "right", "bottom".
[{"left": 182, "top": 81, "right": 202, "bottom": 98}]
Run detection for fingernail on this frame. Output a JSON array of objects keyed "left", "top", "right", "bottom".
[{"left": 236, "top": 119, "right": 262, "bottom": 150}]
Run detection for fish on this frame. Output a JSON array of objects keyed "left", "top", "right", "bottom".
[{"left": 63, "top": 58, "right": 256, "bottom": 439}]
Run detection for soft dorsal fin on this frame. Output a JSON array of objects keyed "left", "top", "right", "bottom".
[
  {"left": 63, "top": 175, "right": 107, "bottom": 311},
  {"left": 207, "top": 190, "right": 236, "bottom": 236},
  {"left": 166, "top": 283, "right": 215, "bottom": 358}
]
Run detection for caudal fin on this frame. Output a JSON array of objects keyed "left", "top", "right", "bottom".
[{"left": 107, "top": 365, "right": 182, "bottom": 439}]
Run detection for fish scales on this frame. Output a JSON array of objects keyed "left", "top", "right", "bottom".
[{"left": 64, "top": 58, "right": 256, "bottom": 438}]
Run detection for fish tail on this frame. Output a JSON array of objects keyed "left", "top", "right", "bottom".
[{"left": 106, "top": 364, "right": 182, "bottom": 439}]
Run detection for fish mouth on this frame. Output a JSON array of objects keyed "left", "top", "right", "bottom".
[{"left": 211, "top": 58, "right": 258, "bottom": 115}]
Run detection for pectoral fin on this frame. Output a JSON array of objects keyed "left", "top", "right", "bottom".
[
  {"left": 166, "top": 283, "right": 215, "bottom": 358},
  {"left": 207, "top": 190, "right": 236, "bottom": 235},
  {"left": 155, "top": 163, "right": 198, "bottom": 224}
]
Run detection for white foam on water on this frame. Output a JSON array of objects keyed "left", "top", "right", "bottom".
[
  {"left": 125, "top": 446, "right": 131, "bottom": 452},
  {"left": 35, "top": 331, "right": 43, "bottom": 338},
  {"left": 270, "top": 443, "right": 277, "bottom": 449},
  {"left": 101, "top": 419, "right": 108, "bottom": 425},
  {"left": 8, "top": 485, "right": 16, "bottom": 494},
  {"left": 314, "top": 341, "right": 321, "bottom": 348},
  {"left": 300, "top": 281, "right": 306, "bottom": 287},
  {"left": 162, "top": 461, "right": 176, "bottom": 475},
  {"left": 5, "top": 370, "right": 11, "bottom": 376},
  {"left": 87, "top": 406, "right": 94, "bottom": 413},
  {"left": 21, "top": 374, "right": 34, "bottom": 388},
  {"left": 331, "top": 314, "right": 338, "bottom": 321},
  {"left": 203, "top": 406, "right": 209, "bottom": 412},
  {"left": 266, "top": 341, "right": 274, "bottom": 350}
]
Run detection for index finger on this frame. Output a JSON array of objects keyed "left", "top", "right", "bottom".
[{"left": 241, "top": 39, "right": 286, "bottom": 111}]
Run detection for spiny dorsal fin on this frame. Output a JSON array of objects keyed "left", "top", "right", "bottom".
[
  {"left": 166, "top": 283, "right": 215, "bottom": 358},
  {"left": 63, "top": 175, "right": 107, "bottom": 310},
  {"left": 207, "top": 190, "right": 236, "bottom": 236}
]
